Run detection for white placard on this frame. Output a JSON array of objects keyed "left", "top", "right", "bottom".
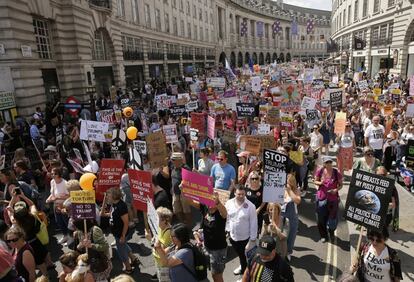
[
  {"left": 406, "top": 104, "right": 414, "bottom": 118},
  {"left": 258, "top": 123, "right": 271, "bottom": 135},
  {"left": 147, "top": 197, "right": 159, "bottom": 237},
  {"left": 301, "top": 97, "right": 317, "bottom": 110},
  {"left": 221, "top": 97, "right": 238, "bottom": 111},
  {"left": 186, "top": 101, "right": 198, "bottom": 112},
  {"left": 251, "top": 76, "right": 262, "bottom": 92},
  {"left": 206, "top": 77, "right": 226, "bottom": 88},
  {"left": 133, "top": 140, "right": 147, "bottom": 155},
  {"left": 80, "top": 120, "right": 109, "bottom": 142},
  {"left": 162, "top": 124, "right": 178, "bottom": 144}
]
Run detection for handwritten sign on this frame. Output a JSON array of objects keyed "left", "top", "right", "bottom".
[
  {"left": 146, "top": 131, "right": 169, "bottom": 168},
  {"left": 263, "top": 149, "right": 288, "bottom": 203},
  {"left": 222, "top": 129, "right": 237, "bottom": 144},
  {"left": 80, "top": 120, "right": 109, "bottom": 142},
  {"left": 181, "top": 169, "right": 215, "bottom": 207},
  {"left": 240, "top": 136, "right": 262, "bottom": 155},
  {"left": 301, "top": 97, "right": 317, "bottom": 110}
]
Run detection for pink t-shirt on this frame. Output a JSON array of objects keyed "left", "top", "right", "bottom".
[{"left": 315, "top": 168, "right": 342, "bottom": 201}]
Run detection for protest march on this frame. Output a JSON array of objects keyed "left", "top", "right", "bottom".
[{"left": 0, "top": 59, "right": 412, "bottom": 282}]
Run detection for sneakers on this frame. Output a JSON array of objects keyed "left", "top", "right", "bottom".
[
  {"left": 58, "top": 235, "right": 68, "bottom": 244},
  {"left": 233, "top": 265, "right": 242, "bottom": 275}
]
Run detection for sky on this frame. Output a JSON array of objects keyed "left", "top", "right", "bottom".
[{"left": 282, "top": 0, "right": 332, "bottom": 11}]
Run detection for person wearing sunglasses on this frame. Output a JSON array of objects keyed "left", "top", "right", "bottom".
[
  {"left": 335, "top": 121, "right": 356, "bottom": 175},
  {"left": 352, "top": 228, "right": 402, "bottom": 282},
  {"left": 5, "top": 226, "right": 37, "bottom": 282},
  {"left": 364, "top": 115, "right": 385, "bottom": 161},
  {"left": 245, "top": 171, "right": 266, "bottom": 235},
  {"left": 353, "top": 146, "right": 381, "bottom": 174},
  {"left": 210, "top": 150, "right": 236, "bottom": 193}
]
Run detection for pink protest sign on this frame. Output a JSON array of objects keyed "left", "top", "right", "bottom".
[
  {"left": 410, "top": 75, "right": 414, "bottom": 96},
  {"left": 181, "top": 169, "right": 215, "bottom": 207},
  {"left": 207, "top": 115, "right": 215, "bottom": 140}
]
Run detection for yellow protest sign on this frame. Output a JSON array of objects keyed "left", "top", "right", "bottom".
[{"left": 70, "top": 190, "right": 96, "bottom": 204}]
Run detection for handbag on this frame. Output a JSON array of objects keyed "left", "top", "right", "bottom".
[
  {"left": 34, "top": 213, "right": 49, "bottom": 245},
  {"left": 88, "top": 227, "right": 109, "bottom": 273}
]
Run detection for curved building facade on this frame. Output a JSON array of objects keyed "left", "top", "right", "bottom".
[
  {"left": 331, "top": 0, "right": 414, "bottom": 78},
  {"left": 0, "top": 0, "right": 330, "bottom": 116}
]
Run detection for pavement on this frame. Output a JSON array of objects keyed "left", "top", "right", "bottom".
[{"left": 45, "top": 166, "right": 414, "bottom": 281}]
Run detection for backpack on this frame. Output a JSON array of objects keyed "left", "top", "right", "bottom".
[
  {"left": 33, "top": 213, "right": 49, "bottom": 245},
  {"left": 182, "top": 243, "right": 208, "bottom": 281}
]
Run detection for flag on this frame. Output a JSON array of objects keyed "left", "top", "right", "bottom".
[
  {"left": 256, "top": 21, "right": 264, "bottom": 37},
  {"left": 306, "top": 18, "right": 314, "bottom": 34},
  {"left": 272, "top": 20, "right": 281, "bottom": 36},
  {"left": 225, "top": 58, "right": 236, "bottom": 80},
  {"left": 354, "top": 36, "right": 365, "bottom": 50},
  {"left": 240, "top": 19, "right": 248, "bottom": 37},
  {"left": 326, "top": 40, "right": 332, "bottom": 53},
  {"left": 291, "top": 19, "right": 298, "bottom": 36},
  {"left": 248, "top": 55, "right": 253, "bottom": 72}
]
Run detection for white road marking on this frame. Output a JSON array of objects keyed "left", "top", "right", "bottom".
[{"left": 323, "top": 239, "right": 332, "bottom": 282}]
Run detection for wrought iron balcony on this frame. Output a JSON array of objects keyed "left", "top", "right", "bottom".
[
  {"left": 167, "top": 53, "right": 180, "bottom": 60},
  {"left": 89, "top": 0, "right": 111, "bottom": 9},
  {"left": 371, "top": 38, "right": 392, "bottom": 48},
  {"left": 123, "top": 51, "right": 143, "bottom": 61},
  {"left": 147, "top": 52, "right": 164, "bottom": 60},
  {"left": 195, "top": 54, "right": 205, "bottom": 60},
  {"left": 182, "top": 54, "right": 193, "bottom": 60}
]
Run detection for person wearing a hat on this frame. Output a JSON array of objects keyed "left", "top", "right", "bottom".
[
  {"left": 242, "top": 235, "right": 294, "bottom": 282},
  {"left": 314, "top": 156, "right": 343, "bottom": 242},
  {"left": 353, "top": 146, "right": 382, "bottom": 174},
  {"left": 171, "top": 152, "right": 192, "bottom": 226}
]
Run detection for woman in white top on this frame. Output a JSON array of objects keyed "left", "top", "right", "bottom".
[
  {"left": 336, "top": 121, "right": 356, "bottom": 174},
  {"left": 309, "top": 125, "right": 323, "bottom": 168},
  {"left": 196, "top": 147, "right": 214, "bottom": 176},
  {"left": 46, "top": 167, "right": 69, "bottom": 244}
]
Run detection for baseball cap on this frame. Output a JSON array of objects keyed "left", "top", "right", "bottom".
[
  {"left": 323, "top": 156, "right": 334, "bottom": 163},
  {"left": 257, "top": 235, "right": 276, "bottom": 256}
]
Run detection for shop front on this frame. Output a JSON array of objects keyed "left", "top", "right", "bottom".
[
  {"left": 352, "top": 50, "right": 366, "bottom": 72},
  {"left": 407, "top": 43, "right": 414, "bottom": 78},
  {"left": 370, "top": 49, "right": 393, "bottom": 77},
  {"left": 148, "top": 64, "right": 164, "bottom": 80},
  {"left": 124, "top": 65, "right": 144, "bottom": 89},
  {"left": 168, "top": 63, "right": 180, "bottom": 80},
  {"left": 94, "top": 66, "right": 114, "bottom": 97}
]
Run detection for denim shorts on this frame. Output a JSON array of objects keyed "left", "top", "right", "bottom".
[{"left": 205, "top": 247, "right": 227, "bottom": 274}]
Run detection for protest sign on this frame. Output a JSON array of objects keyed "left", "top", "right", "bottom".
[
  {"left": 280, "top": 84, "right": 301, "bottom": 112},
  {"left": 99, "top": 110, "right": 115, "bottom": 124},
  {"left": 236, "top": 103, "right": 255, "bottom": 117},
  {"left": 96, "top": 159, "right": 125, "bottom": 201},
  {"left": 223, "top": 89, "right": 237, "bottom": 98},
  {"left": 80, "top": 120, "right": 109, "bottom": 142},
  {"left": 303, "top": 68, "right": 314, "bottom": 84},
  {"left": 373, "top": 88, "right": 382, "bottom": 96},
  {"left": 190, "top": 112, "right": 206, "bottom": 133},
  {"left": 358, "top": 80, "right": 369, "bottom": 91},
  {"left": 259, "top": 103, "right": 269, "bottom": 116},
  {"left": 334, "top": 112, "right": 347, "bottom": 134},
  {"left": 156, "top": 94, "right": 174, "bottom": 110},
  {"left": 207, "top": 115, "right": 215, "bottom": 140},
  {"left": 177, "top": 93, "right": 190, "bottom": 105},
  {"left": 129, "top": 169, "right": 153, "bottom": 212},
  {"left": 251, "top": 76, "right": 262, "bottom": 92},
  {"left": 162, "top": 124, "right": 178, "bottom": 144},
  {"left": 133, "top": 140, "right": 147, "bottom": 155},
  {"left": 222, "top": 97, "right": 238, "bottom": 111},
  {"left": 344, "top": 170, "right": 394, "bottom": 231},
  {"left": 129, "top": 147, "right": 143, "bottom": 170},
  {"left": 382, "top": 105, "right": 393, "bottom": 116},
  {"left": 186, "top": 101, "right": 198, "bottom": 112},
  {"left": 181, "top": 169, "right": 215, "bottom": 207},
  {"left": 353, "top": 72, "right": 361, "bottom": 82},
  {"left": 222, "top": 129, "right": 237, "bottom": 144},
  {"left": 207, "top": 77, "right": 226, "bottom": 88},
  {"left": 70, "top": 190, "right": 96, "bottom": 220},
  {"left": 306, "top": 109, "right": 320, "bottom": 127},
  {"left": 263, "top": 149, "right": 288, "bottom": 203},
  {"left": 406, "top": 140, "right": 414, "bottom": 169},
  {"left": 328, "top": 88, "right": 343, "bottom": 109},
  {"left": 215, "top": 188, "right": 230, "bottom": 205},
  {"left": 146, "top": 197, "right": 159, "bottom": 237},
  {"left": 66, "top": 158, "right": 84, "bottom": 174},
  {"left": 111, "top": 129, "right": 127, "bottom": 153},
  {"left": 406, "top": 104, "right": 414, "bottom": 118},
  {"left": 280, "top": 112, "right": 293, "bottom": 127},
  {"left": 256, "top": 135, "right": 277, "bottom": 152},
  {"left": 258, "top": 123, "right": 271, "bottom": 135},
  {"left": 266, "top": 107, "right": 280, "bottom": 125},
  {"left": 301, "top": 97, "right": 317, "bottom": 110},
  {"left": 240, "top": 136, "right": 262, "bottom": 155},
  {"left": 146, "top": 131, "right": 169, "bottom": 168},
  {"left": 411, "top": 75, "right": 414, "bottom": 96},
  {"left": 190, "top": 128, "right": 199, "bottom": 142},
  {"left": 170, "top": 105, "right": 186, "bottom": 117}
]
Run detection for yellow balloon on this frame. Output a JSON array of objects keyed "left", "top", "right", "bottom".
[
  {"left": 79, "top": 173, "right": 97, "bottom": 191},
  {"left": 123, "top": 107, "right": 133, "bottom": 118},
  {"left": 126, "top": 126, "right": 138, "bottom": 140}
]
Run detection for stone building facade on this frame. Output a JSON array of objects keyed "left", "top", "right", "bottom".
[{"left": 0, "top": 0, "right": 330, "bottom": 116}]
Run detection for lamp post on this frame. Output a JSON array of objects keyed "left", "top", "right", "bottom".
[
  {"left": 386, "top": 45, "right": 391, "bottom": 82},
  {"left": 86, "top": 86, "right": 96, "bottom": 121},
  {"left": 48, "top": 86, "right": 60, "bottom": 104}
]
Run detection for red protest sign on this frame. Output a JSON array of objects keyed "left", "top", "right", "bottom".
[
  {"left": 128, "top": 169, "right": 153, "bottom": 212},
  {"left": 191, "top": 112, "right": 206, "bottom": 133},
  {"left": 96, "top": 159, "right": 125, "bottom": 202}
]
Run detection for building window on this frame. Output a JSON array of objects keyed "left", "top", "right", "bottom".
[
  {"left": 179, "top": 0, "right": 183, "bottom": 11},
  {"left": 187, "top": 22, "right": 191, "bottom": 38},
  {"left": 362, "top": 0, "right": 368, "bottom": 18},
  {"left": 131, "top": 0, "right": 139, "bottom": 23},
  {"left": 200, "top": 26, "right": 203, "bottom": 41},
  {"left": 354, "top": 0, "right": 359, "bottom": 21},
  {"left": 194, "top": 24, "right": 197, "bottom": 40},
  {"left": 229, "top": 14, "right": 234, "bottom": 34},
  {"left": 144, "top": 4, "right": 151, "bottom": 28},
  {"left": 199, "top": 8, "right": 202, "bottom": 20},
  {"left": 93, "top": 30, "right": 110, "bottom": 60},
  {"left": 373, "top": 0, "right": 380, "bottom": 13},
  {"left": 117, "top": 0, "right": 125, "bottom": 17},
  {"left": 173, "top": 17, "right": 178, "bottom": 36},
  {"left": 186, "top": 1, "right": 190, "bottom": 15},
  {"left": 348, "top": 5, "right": 351, "bottom": 24},
  {"left": 210, "top": 13, "right": 213, "bottom": 25},
  {"left": 388, "top": 0, "right": 395, "bottom": 7},
  {"left": 388, "top": 23, "right": 393, "bottom": 40},
  {"left": 181, "top": 20, "right": 185, "bottom": 36},
  {"left": 206, "top": 28, "right": 209, "bottom": 42},
  {"left": 33, "top": 18, "right": 52, "bottom": 59},
  {"left": 193, "top": 4, "right": 196, "bottom": 19},
  {"left": 165, "top": 13, "right": 170, "bottom": 33},
  {"left": 172, "top": 0, "right": 176, "bottom": 8},
  {"left": 343, "top": 10, "right": 346, "bottom": 26},
  {"left": 205, "top": 11, "right": 208, "bottom": 23},
  {"left": 155, "top": 9, "right": 161, "bottom": 31}
]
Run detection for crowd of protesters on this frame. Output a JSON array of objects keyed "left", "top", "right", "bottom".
[{"left": 0, "top": 60, "right": 410, "bottom": 282}]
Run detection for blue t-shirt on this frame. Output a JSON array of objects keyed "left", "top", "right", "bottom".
[
  {"left": 210, "top": 163, "right": 236, "bottom": 190},
  {"left": 169, "top": 248, "right": 197, "bottom": 282}
]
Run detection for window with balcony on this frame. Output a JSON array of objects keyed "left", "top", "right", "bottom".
[
  {"left": 165, "top": 13, "right": 170, "bottom": 33},
  {"left": 144, "top": 4, "right": 151, "bottom": 28},
  {"left": 89, "top": 0, "right": 111, "bottom": 9},
  {"left": 373, "top": 0, "right": 380, "bottom": 13},
  {"left": 354, "top": 0, "right": 359, "bottom": 21},
  {"left": 167, "top": 44, "right": 179, "bottom": 60},
  {"left": 155, "top": 9, "right": 161, "bottom": 31},
  {"left": 131, "top": 0, "right": 139, "bottom": 23},
  {"left": 33, "top": 18, "right": 53, "bottom": 59},
  {"left": 173, "top": 17, "right": 178, "bottom": 36},
  {"left": 122, "top": 36, "right": 143, "bottom": 60},
  {"left": 117, "top": 0, "right": 125, "bottom": 17},
  {"left": 148, "top": 41, "right": 164, "bottom": 60},
  {"left": 362, "top": 0, "right": 368, "bottom": 18}
]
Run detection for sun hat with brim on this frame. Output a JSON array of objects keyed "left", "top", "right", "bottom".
[
  {"left": 256, "top": 235, "right": 276, "bottom": 256},
  {"left": 170, "top": 152, "right": 184, "bottom": 160},
  {"left": 323, "top": 156, "right": 334, "bottom": 163}
]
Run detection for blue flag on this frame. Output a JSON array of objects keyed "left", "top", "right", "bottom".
[
  {"left": 291, "top": 19, "right": 298, "bottom": 36},
  {"left": 248, "top": 55, "right": 254, "bottom": 72}
]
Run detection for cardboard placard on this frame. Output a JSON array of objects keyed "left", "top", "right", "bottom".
[
  {"left": 263, "top": 149, "right": 288, "bottom": 203},
  {"left": 129, "top": 169, "right": 153, "bottom": 212},
  {"left": 181, "top": 169, "right": 215, "bottom": 207},
  {"left": 344, "top": 170, "right": 394, "bottom": 231},
  {"left": 146, "top": 131, "right": 169, "bottom": 168},
  {"left": 266, "top": 107, "right": 280, "bottom": 125},
  {"left": 96, "top": 159, "right": 125, "bottom": 201},
  {"left": 214, "top": 188, "right": 230, "bottom": 205},
  {"left": 240, "top": 136, "right": 262, "bottom": 155},
  {"left": 222, "top": 129, "right": 237, "bottom": 144},
  {"left": 382, "top": 105, "right": 393, "bottom": 116},
  {"left": 236, "top": 103, "right": 256, "bottom": 117},
  {"left": 70, "top": 190, "right": 96, "bottom": 220}
]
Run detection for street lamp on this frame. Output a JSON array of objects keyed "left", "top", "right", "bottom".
[
  {"left": 48, "top": 86, "right": 60, "bottom": 104},
  {"left": 86, "top": 86, "right": 96, "bottom": 121}
]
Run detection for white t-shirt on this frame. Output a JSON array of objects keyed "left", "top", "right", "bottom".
[
  {"left": 364, "top": 124, "right": 385, "bottom": 150},
  {"left": 363, "top": 245, "right": 392, "bottom": 282},
  {"left": 50, "top": 179, "right": 68, "bottom": 205},
  {"left": 340, "top": 131, "right": 355, "bottom": 148},
  {"left": 309, "top": 132, "right": 323, "bottom": 151}
]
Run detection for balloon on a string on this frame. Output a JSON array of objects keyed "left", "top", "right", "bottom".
[
  {"left": 123, "top": 107, "right": 133, "bottom": 118},
  {"left": 79, "top": 173, "right": 97, "bottom": 191},
  {"left": 126, "top": 126, "right": 138, "bottom": 140}
]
